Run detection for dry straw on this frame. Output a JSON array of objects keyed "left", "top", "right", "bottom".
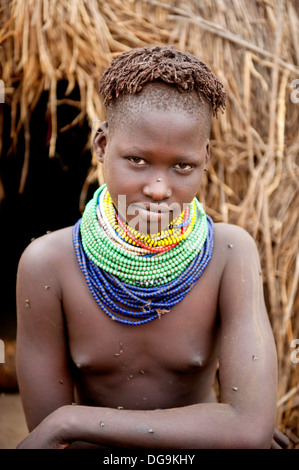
[{"left": 0, "top": 0, "right": 298, "bottom": 446}]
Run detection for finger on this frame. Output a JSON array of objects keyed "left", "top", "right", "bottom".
[
  {"left": 271, "top": 438, "right": 282, "bottom": 449},
  {"left": 273, "top": 429, "right": 290, "bottom": 448}
]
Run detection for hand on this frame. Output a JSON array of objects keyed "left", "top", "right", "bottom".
[
  {"left": 16, "top": 408, "right": 71, "bottom": 449},
  {"left": 271, "top": 428, "right": 289, "bottom": 449}
]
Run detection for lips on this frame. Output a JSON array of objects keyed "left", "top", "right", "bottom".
[
  {"left": 128, "top": 203, "right": 172, "bottom": 229},
  {"left": 131, "top": 203, "right": 170, "bottom": 214},
  {"left": 133, "top": 207, "right": 167, "bottom": 222}
]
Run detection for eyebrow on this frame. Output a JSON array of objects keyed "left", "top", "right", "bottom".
[
  {"left": 121, "top": 146, "right": 202, "bottom": 162},
  {"left": 121, "top": 146, "right": 146, "bottom": 155}
]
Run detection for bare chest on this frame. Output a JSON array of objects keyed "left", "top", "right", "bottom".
[
  {"left": 59, "top": 225, "right": 225, "bottom": 407},
  {"left": 62, "top": 254, "right": 220, "bottom": 372}
]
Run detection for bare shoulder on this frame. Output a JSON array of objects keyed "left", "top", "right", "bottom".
[
  {"left": 213, "top": 223, "right": 263, "bottom": 303},
  {"left": 18, "top": 226, "right": 74, "bottom": 281},
  {"left": 215, "top": 223, "right": 266, "bottom": 318},
  {"left": 214, "top": 222, "right": 257, "bottom": 246},
  {"left": 20, "top": 226, "right": 73, "bottom": 257},
  {"left": 214, "top": 222, "right": 260, "bottom": 261}
]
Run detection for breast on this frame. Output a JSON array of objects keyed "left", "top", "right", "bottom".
[
  {"left": 73, "top": 351, "right": 219, "bottom": 410},
  {"left": 69, "top": 308, "right": 220, "bottom": 380},
  {"left": 64, "top": 257, "right": 220, "bottom": 396}
]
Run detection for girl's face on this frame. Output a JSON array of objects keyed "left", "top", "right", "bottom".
[{"left": 94, "top": 106, "right": 209, "bottom": 235}]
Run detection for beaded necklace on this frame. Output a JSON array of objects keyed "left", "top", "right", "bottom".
[
  {"left": 98, "top": 187, "right": 196, "bottom": 256},
  {"left": 73, "top": 184, "right": 214, "bottom": 325}
]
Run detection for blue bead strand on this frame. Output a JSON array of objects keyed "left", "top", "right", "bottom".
[{"left": 72, "top": 215, "right": 214, "bottom": 325}]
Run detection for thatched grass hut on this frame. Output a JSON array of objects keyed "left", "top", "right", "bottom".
[{"left": 0, "top": 0, "right": 298, "bottom": 447}]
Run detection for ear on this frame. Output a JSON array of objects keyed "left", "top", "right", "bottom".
[
  {"left": 205, "top": 139, "right": 210, "bottom": 166},
  {"left": 93, "top": 121, "right": 109, "bottom": 163}
]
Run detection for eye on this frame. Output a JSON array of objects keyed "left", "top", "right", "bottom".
[
  {"left": 174, "top": 163, "right": 194, "bottom": 172},
  {"left": 127, "top": 157, "right": 147, "bottom": 166}
]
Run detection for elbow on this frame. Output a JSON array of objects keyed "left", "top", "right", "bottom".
[
  {"left": 223, "top": 405, "right": 275, "bottom": 448},
  {"left": 239, "top": 433, "right": 273, "bottom": 449},
  {"left": 234, "top": 421, "right": 274, "bottom": 449}
]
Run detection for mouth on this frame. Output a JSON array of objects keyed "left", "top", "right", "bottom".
[
  {"left": 127, "top": 204, "right": 173, "bottom": 233},
  {"left": 132, "top": 203, "right": 170, "bottom": 213},
  {"left": 131, "top": 203, "right": 171, "bottom": 220}
]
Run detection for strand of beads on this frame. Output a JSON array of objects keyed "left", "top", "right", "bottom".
[
  {"left": 114, "top": 210, "right": 190, "bottom": 252},
  {"left": 104, "top": 189, "right": 194, "bottom": 247},
  {"left": 96, "top": 190, "right": 152, "bottom": 256},
  {"left": 80, "top": 185, "right": 208, "bottom": 286},
  {"left": 97, "top": 188, "right": 174, "bottom": 256},
  {"left": 73, "top": 213, "right": 214, "bottom": 325}
]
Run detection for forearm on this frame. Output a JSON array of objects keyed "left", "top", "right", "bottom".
[{"left": 55, "top": 402, "right": 272, "bottom": 449}]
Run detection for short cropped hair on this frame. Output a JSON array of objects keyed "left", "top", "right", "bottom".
[{"left": 99, "top": 45, "right": 226, "bottom": 118}]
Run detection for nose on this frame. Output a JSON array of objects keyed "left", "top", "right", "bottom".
[{"left": 143, "top": 178, "right": 172, "bottom": 201}]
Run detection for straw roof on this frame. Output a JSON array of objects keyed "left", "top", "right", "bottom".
[{"left": 0, "top": 0, "right": 298, "bottom": 446}]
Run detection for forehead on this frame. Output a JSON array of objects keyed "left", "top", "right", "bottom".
[
  {"left": 107, "top": 82, "right": 212, "bottom": 138},
  {"left": 128, "top": 109, "right": 202, "bottom": 141},
  {"left": 107, "top": 108, "right": 208, "bottom": 160}
]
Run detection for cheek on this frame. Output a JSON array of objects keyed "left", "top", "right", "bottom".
[
  {"left": 103, "top": 164, "right": 136, "bottom": 211},
  {"left": 103, "top": 159, "right": 122, "bottom": 191},
  {"left": 176, "top": 171, "right": 204, "bottom": 201},
  {"left": 104, "top": 155, "right": 131, "bottom": 183}
]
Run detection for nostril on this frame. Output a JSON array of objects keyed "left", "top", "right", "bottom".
[{"left": 143, "top": 183, "right": 172, "bottom": 200}]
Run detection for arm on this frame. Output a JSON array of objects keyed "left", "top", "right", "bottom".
[
  {"left": 17, "top": 226, "right": 278, "bottom": 449},
  {"left": 16, "top": 233, "right": 74, "bottom": 432}
]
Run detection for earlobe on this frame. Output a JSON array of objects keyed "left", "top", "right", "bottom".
[{"left": 93, "top": 121, "right": 108, "bottom": 162}]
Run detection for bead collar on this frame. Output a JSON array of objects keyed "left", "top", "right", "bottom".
[{"left": 73, "top": 185, "right": 214, "bottom": 325}]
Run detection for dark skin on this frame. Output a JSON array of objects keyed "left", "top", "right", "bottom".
[{"left": 16, "top": 99, "right": 288, "bottom": 449}]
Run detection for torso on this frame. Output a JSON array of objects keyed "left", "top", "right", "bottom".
[{"left": 50, "top": 223, "right": 228, "bottom": 410}]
